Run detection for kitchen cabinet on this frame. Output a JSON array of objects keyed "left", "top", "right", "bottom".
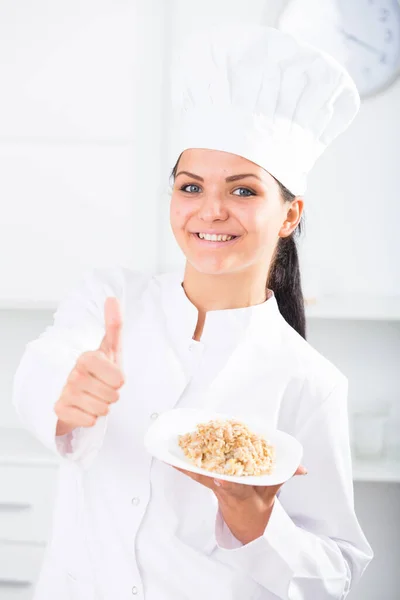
[
  {"left": 0, "top": 0, "right": 167, "bottom": 307},
  {"left": 0, "top": 429, "right": 59, "bottom": 598},
  {"left": 0, "top": 463, "right": 58, "bottom": 543},
  {"left": 0, "top": 143, "right": 160, "bottom": 307},
  {"left": 352, "top": 457, "right": 400, "bottom": 483},
  {"left": 0, "top": 543, "right": 46, "bottom": 600},
  {"left": 305, "top": 295, "right": 400, "bottom": 321}
]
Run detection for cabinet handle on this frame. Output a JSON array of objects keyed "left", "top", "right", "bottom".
[
  {"left": 0, "top": 578, "right": 32, "bottom": 587},
  {"left": 0, "top": 502, "right": 32, "bottom": 511}
]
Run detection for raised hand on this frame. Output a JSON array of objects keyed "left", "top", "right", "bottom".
[{"left": 55, "top": 297, "right": 125, "bottom": 436}]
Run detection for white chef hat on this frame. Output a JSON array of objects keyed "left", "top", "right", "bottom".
[{"left": 169, "top": 24, "right": 360, "bottom": 196}]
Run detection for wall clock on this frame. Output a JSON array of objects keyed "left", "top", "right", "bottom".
[{"left": 278, "top": 0, "right": 400, "bottom": 97}]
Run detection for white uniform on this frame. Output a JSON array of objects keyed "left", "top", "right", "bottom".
[{"left": 12, "top": 266, "right": 373, "bottom": 600}]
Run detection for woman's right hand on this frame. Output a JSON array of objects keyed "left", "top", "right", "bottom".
[{"left": 54, "top": 297, "right": 125, "bottom": 436}]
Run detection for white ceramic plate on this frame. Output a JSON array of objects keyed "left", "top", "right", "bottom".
[{"left": 144, "top": 408, "right": 303, "bottom": 486}]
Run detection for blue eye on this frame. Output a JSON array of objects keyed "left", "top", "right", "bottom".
[
  {"left": 233, "top": 188, "right": 255, "bottom": 197},
  {"left": 181, "top": 184, "right": 201, "bottom": 193},
  {"left": 179, "top": 184, "right": 255, "bottom": 196}
]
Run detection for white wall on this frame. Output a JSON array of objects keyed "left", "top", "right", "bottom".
[{"left": 302, "top": 78, "right": 400, "bottom": 298}]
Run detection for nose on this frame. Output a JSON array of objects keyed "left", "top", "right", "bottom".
[{"left": 197, "top": 193, "right": 228, "bottom": 223}]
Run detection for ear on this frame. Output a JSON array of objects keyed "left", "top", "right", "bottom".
[{"left": 279, "top": 197, "right": 304, "bottom": 238}]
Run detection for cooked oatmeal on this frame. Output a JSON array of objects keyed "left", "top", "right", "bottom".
[{"left": 178, "top": 418, "right": 275, "bottom": 476}]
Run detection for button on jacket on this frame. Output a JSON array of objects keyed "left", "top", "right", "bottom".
[{"left": 12, "top": 266, "right": 373, "bottom": 600}]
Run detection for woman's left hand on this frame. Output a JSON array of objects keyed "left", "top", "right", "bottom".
[{"left": 173, "top": 464, "right": 307, "bottom": 545}]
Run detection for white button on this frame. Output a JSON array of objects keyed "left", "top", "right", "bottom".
[
  {"left": 131, "top": 497, "right": 140, "bottom": 506},
  {"left": 150, "top": 412, "right": 159, "bottom": 420},
  {"left": 132, "top": 585, "right": 138, "bottom": 595}
]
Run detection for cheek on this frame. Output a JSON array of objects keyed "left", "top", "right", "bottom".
[
  {"left": 170, "top": 207, "right": 181, "bottom": 223},
  {"left": 240, "top": 205, "right": 283, "bottom": 254},
  {"left": 170, "top": 202, "right": 185, "bottom": 232},
  {"left": 238, "top": 204, "right": 274, "bottom": 236},
  {"left": 170, "top": 197, "right": 192, "bottom": 224},
  {"left": 255, "top": 214, "right": 279, "bottom": 239}
]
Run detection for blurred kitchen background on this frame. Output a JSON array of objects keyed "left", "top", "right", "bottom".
[{"left": 0, "top": 0, "right": 399, "bottom": 598}]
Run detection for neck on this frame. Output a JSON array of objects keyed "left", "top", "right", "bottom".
[{"left": 182, "top": 262, "right": 269, "bottom": 312}]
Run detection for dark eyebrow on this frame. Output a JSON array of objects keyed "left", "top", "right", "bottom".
[{"left": 175, "top": 171, "right": 263, "bottom": 183}]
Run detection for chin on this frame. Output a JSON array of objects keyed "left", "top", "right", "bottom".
[{"left": 186, "top": 256, "right": 241, "bottom": 276}]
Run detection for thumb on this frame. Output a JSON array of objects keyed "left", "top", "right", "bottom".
[{"left": 99, "top": 297, "right": 123, "bottom": 366}]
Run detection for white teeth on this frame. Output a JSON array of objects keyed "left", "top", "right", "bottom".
[{"left": 198, "top": 233, "right": 235, "bottom": 242}]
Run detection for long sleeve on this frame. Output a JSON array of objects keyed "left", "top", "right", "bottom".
[
  {"left": 213, "top": 377, "right": 373, "bottom": 599},
  {"left": 12, "top": 267, "right": 126, "bottom": 469}
]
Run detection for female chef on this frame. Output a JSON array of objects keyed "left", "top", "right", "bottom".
[{"left": 13, "top": 24, "right": 372, "bottom": 600}]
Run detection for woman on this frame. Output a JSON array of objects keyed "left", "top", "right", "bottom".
[{"left": 13, "top": 24, "right": 372, "bottom": 599}]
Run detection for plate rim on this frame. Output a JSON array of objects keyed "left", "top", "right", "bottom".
[{"left": 144, "top": 407, "right": 303, "bottom": 486}]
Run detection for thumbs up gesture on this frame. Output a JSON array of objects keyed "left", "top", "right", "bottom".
[
  {"left": 98, "top": 297, "right": 124, "bottom": 367},
  {"left": 55, "top": 297, "right": 125, "bottom": 436}
]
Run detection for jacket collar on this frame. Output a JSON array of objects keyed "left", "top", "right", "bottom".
[{"left": 155, "top": 267, "right": 284, "bottom": 353}]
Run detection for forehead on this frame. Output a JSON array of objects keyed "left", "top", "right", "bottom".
[{"left": 177, "top": 148, "right": 271, "bottom": 182}]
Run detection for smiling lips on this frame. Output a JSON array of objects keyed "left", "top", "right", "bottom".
[
  {"left": 198, "top": 232, "right": 235, "bottom": 242},
  {"left": 193, "top": 232, "right": 239, "bottom": 243}
]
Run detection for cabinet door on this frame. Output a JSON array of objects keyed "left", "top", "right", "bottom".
[
  {"left": 0, "top": 0, "right": 167, "bottom": 306},
  {"left": 0, "top": 143, "right": 157, "bottom": 306},
  {"left": 0, "top": 0, "right": 166, "bottom": 141},
  {"left": 0, "top": 542, "right": 45, "bottom": 598},
  {"left": 0, "top": 464, "right": 58, "bottom": 543}
]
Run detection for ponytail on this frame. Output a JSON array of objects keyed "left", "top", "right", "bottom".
[{"left": 267, "top": 178, "right": 306, "bottom": 339}]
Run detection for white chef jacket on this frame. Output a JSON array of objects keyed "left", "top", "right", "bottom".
[{"left": 12, "top": 266, "right": 373, "bottom": 600}]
